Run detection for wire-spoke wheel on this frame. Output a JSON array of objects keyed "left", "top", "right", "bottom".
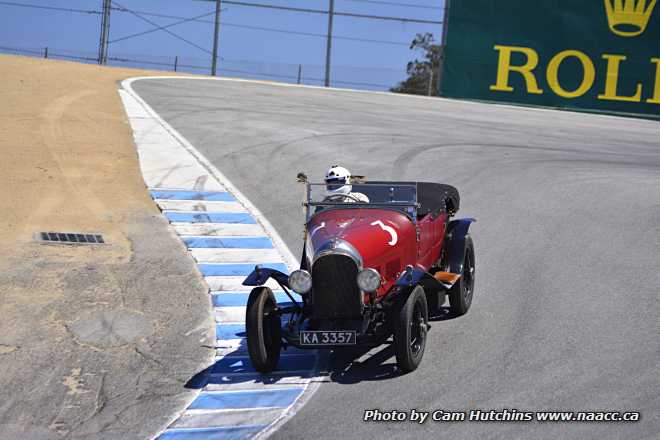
[{"left": 394, "top": 285, "right": 428, "bottom": 373}]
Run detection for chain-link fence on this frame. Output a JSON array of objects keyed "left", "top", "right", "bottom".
[
  {"left": 0, "top": 44, "right": 433, "bottom": 92},
  {"left": 0, "top": 44, "right": 440, "bottom": 94}
]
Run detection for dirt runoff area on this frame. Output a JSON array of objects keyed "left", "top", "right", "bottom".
[{"left": 0, "top": 55, "right": 214, "bottom": 439}]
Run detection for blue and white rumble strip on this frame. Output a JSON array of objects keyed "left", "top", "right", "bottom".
[{"left": 119, "top": 77, "right": 319, "bottom": 440}]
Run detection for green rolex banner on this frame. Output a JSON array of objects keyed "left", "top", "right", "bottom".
[{"left": 441, "top": 0, "right": 660, "bottom": 119}]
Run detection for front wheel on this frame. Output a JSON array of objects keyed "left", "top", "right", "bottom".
[
  {"left": 246, "top": 287, "right": 281, "bottom": 373},
  {"left": 448, "top": 235, "right": 475, "bottom": 316},
  {"left": 393, "top": 286, "right": 428, "bottom": 373}
]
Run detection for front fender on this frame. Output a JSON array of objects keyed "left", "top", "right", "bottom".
[
  {"left": 395, "top": 266, "right": 432, "bottom": 287},
  {"left": 394, "top": 265, "right": 447, "bottom": 293},
  {"left": 242, "top": 266, "right": 290, "bottom": 287},
  {"left": 444, "top": 218, "right": 476, "bottom": 274}
]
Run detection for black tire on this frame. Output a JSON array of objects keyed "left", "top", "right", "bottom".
[
  {"left": 246, "top": 287, "right": 281, "bottom": 373},
  {"left": 393, "top": 285, "right": 429, "bottom": 373},
  {"left": 448, "top": 235, "right": 475, "bottom": 316}
]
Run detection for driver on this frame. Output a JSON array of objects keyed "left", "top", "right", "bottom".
[{"left": 324, "top": 165, "right": 370, "bottom": 203}]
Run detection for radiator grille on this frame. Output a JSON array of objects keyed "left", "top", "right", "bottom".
[{"left": 312, "top": 254, "right": 362, "bottom": 319}]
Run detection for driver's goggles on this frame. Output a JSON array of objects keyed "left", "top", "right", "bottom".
[
  {"left": 325, "top": 177, "right": 347, "bottom": 185},
  {"left": 325, "top": 177, "right": 347, "bottom": 190}
]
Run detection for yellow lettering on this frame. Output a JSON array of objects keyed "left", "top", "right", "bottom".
[
  {"left": 648, "top": 58, "right": 660, "bottom": 104},
  {"left": 546, "top": 50, "right": 595, "bottom": 98},
  {"left": 598, "top": 54, "right": 642, "bottom": 102},
  {"left": 490, "top": 45, "right": 543, "bottom": 94}
]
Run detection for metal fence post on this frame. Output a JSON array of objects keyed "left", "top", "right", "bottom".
[
  {"left": 44, "top": 47, "right": 48, "bottom": 59},
  {"left": 174, "top": 56, "right": 178, "bottom": 72},
  {"left": 297, "top": 64, "right": 302, "bottom": 84}
]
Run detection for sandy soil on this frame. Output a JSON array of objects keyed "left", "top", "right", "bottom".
[{"left": 0, "top": 54, "right": 161, "bottom": 257}]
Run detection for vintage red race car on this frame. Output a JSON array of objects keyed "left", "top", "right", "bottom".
[{"left": 243, "top": 175, "right": 475, "bottom": 373}]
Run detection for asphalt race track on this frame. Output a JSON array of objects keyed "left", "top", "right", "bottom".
[{"left": 133, "top": 78, "right": 660, "bottom": 440}]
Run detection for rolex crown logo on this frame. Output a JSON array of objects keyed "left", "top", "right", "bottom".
[{"left": 604, "top": 0, "right": 657, "bottom": 37}]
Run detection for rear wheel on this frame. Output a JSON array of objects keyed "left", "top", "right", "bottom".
[
  {"left": 393, "top": 286, "right": 428, "bottom": 373},
  {"left": 246, "top": 287, "right": 281, "bottom": 373},
  {"left": 448, "top": 235, "right": 475, "bottom": 316}
]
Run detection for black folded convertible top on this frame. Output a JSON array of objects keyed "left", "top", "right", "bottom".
[
  {"left": 363, "top": 181, "right": 460, "bottom": 217},
  {"left": 418, "top": 182, "right": 460, "bottom": 216}
]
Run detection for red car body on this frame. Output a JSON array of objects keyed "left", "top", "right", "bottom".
[{"left": 307, "top": 208, "right": 449, "bottom": 303}]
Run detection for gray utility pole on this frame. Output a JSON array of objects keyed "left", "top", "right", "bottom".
[
  {"left": 98, "top": 0, "right": 111, "bottom": 65},
  {"left": 437, "top": 0, "right": 451, "bottom": 96},
  {"left": 324, "top": 0, "right": 334, "bottom": 87},
  {"left": 211, "top": 0, "right": 222, "bottom": 76}
]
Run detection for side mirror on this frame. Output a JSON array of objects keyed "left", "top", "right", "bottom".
[{"left": 296, "top": 172, "right": 308, "bottom": 183}]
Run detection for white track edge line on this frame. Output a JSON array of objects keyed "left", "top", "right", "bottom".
[
  {"left": 254, "top": 353, "right": 323, "bottom": 440},
  {"left": 119, "top": 87, "right": 214, "bottom": 440},
  {"left": 123, "top": 76, "right": 298, "bottom": 271},
  {"left": 121, "top": 77, "right": 321, "bottom": 440},
  {"left": 120, "top": 75, "right": 657, "bottom": 125}
]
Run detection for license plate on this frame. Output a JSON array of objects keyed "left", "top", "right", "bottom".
[{"left": 300, "top": 330, "right": 357, "bottom": 346}]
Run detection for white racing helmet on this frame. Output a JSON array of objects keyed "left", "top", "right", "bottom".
[{"left": 325, "top": 165, "right": 352, "bottom": 195}]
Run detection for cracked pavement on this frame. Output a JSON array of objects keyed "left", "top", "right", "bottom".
[{"left": 0, "top": 57, "right": 214, "bottom": 439}]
